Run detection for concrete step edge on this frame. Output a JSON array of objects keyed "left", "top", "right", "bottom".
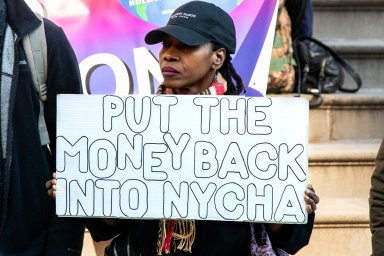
[
  {"left": 313, "top": 0, "right": 384, "bottom": 8},
  {"left": 308, "top": 141, "right": 382, "bottom": 163},
  {"left": 315, "top": 197, "right": 369, "bottom": 224},
  {"left": 318, "top": 39, "right": 384, "bottom": 56},
  {"left": 269, "top": 89, "right": 384, "bottom": 107},
  {"left": 317, "top": 89, "right": 384, "bottom": 107}
]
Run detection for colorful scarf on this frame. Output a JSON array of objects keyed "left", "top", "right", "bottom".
[
  {"left": 156, "top": 78, "right": 227, "bottom": 96},
  {"left": 250, "top": 224, "right": 289, "bottom": 256},
  {"left": 156, "top": 76, "right": 226, "bottom": 255}
]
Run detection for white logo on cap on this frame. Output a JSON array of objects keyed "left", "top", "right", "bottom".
[{"left": 171, "top": 12, "right": 197, "bottom": 20}]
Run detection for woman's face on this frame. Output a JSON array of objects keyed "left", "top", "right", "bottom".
[{"left": 159, "top": 37, "right": 223, "bottom": 95}]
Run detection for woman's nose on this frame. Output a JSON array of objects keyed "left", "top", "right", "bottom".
[{"left": 162, "top": 48, "right": 179, "bottom": 62}]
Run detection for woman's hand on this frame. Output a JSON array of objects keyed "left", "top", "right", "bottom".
[
  {"left": 46, "top": 172, "right": 57, "bottom": 199},
  {"left": 305, "top": 184, "right": 320, "bottom": 214}
]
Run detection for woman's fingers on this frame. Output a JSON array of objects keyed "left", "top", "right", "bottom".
[
  {"left": 47, "top": 185, "right": 56, "bottom": 199},
  {"left": 45, "top": 179, "right": 52, "bottom": 190},
  {"left": 304, "top": 194, "right": 317, "bottom": 213},
  {"left": 46, "top": 172, "right": 57, "bottom": 199},
  {"left": 305, "top": 184, "right": 320, "bottom": 213}
]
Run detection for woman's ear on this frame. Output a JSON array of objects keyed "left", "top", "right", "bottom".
[{"left": 212, "top": 48, "right": 226, "bottom": 70}]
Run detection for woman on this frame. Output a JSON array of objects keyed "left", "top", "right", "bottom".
[{"left": 47, "top": 1, "right": 319, "bottom": 255}]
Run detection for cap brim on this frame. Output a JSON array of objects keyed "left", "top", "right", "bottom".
[{"left": 145, "top": 25, "right": 210, "bottom": 46}]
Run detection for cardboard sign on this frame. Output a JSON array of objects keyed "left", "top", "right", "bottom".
[{"left": 56, "top": 95, "right": 309, "bottom": 223}]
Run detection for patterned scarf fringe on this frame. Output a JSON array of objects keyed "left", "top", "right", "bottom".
[{"left": 157, "top": 219, "right": 196, "bottom": 255}]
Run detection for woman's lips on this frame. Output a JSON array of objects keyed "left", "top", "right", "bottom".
[{"left": 161, "top": 67, "right": 179, "bottom": 76}]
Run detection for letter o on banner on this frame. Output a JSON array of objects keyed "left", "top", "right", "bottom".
[
  {"left": 89, "top": 139, "right": 117, "bottom": 178},
  {"left": 120, "top": 180, "right": 148, "bottom": 217},
  {"left": 79, "top": 53, "right": 130, "bottom": 95}
]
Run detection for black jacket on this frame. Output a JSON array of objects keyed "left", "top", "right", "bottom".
[
  {"left": 370, "top": 138, "right": 384, "bottom": 256},
  {"left": 0, "top": 0, "right": 84, "bottom": 255},
  {"left": 86, "top": 213, "right": 315, "bottom": 255}
]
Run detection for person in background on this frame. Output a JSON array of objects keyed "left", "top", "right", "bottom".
[
  {"left": 285, "top": 0, "right": 314, "bottom": 40},
  {"left": 0, "top": 0, "right": 84, "bottom": 255},
  {"left": 369, "top": 138, "right": 384, "bottom": 255},
  {"left": 47, "top": 1, "right": 320, "bottom": 255}
]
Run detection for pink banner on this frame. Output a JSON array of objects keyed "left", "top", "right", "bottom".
[{"left": 34, "top": 0, "right": 277, "bottom": 96}]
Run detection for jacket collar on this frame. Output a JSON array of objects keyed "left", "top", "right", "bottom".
[{"left": 5, "top": 0, "right": 41, "bottom": 38}]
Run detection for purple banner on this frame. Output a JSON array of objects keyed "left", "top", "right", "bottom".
[{"left": 35, "top": 0, "right": 277, "bottom": 96}]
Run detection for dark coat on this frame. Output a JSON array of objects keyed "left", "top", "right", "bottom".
[
  {"left": 370, "top": 138, "right": 384, "bottom": 256},
  {"left": 0, "top": 0, "right": 84, "bottom": 255},
  {"left": 85, "top": 211, "right": 315, "bottom": 255},
  {"left": 284, "top": 0, "right": 313, "bottom": 39}
]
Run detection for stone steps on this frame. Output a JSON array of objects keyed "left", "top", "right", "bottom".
[
  {"left": 313, "top": 0, "right": 384, "bottom": 41},
  {"left": 300, "top": 141, "right": 380, "bottom": 255},
  {"left": 270, "top": 88, "right": 384, "bottom": 142},
  {"left": 307, "top": 88, "right": 384, "bottom": 142},
  {"left": 308, "top": 141, "right": 380, "bottom": 198},
  {"left": 296, "top": 141, "right": 377, "bottom": 255},
  {"left": 312, "top": 0, "right": 384, "bottom": 89},
  {"left": 296, "top": 197, "right": 371, "bottom": 256},
  {"left": 323, "top": 39, "right": 384, "bottom": 89},
  {"left": 313, "top": 0, "right": 384, "bottom": 8},
  {"left": 296, "top": 196, "right": 371, "bottom": 255},
  {"left": 297, "top": 0, "right": 382, "bottom": 250}
]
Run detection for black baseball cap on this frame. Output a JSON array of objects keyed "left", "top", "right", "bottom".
[{"left": 145, "top": 1, "right": 236, "bottom": 54}]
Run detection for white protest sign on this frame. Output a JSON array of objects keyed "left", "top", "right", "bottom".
[{"left": 56, "top": 95, "right": 309, "bottom": 224}]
